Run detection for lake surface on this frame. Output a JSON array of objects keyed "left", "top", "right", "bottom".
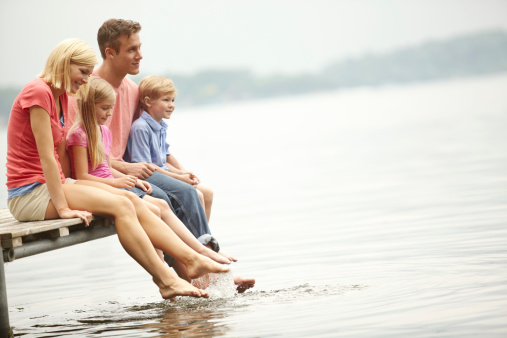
[{"left": 1, "top": 74, "right": 507, "bottom": 337}]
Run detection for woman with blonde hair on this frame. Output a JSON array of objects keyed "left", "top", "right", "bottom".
[{"left": 6, "top": 38, "right": 228, "bottom": 300}]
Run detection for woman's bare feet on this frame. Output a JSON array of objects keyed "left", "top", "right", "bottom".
[
  {"left": 234, "top": 276, "right": 255, "bottom": 293},
  {"left": 186, "top": 255, "right": 230, "bottom": 280},
  {"left": 154, "top": 276, "right": 209, "bottom": 300},
  {"left": 219, "top": 251, "right": 238, "bottom": 262}
]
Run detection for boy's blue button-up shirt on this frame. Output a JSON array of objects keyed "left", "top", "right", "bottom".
[{"left": 124, "top": 111, "right": 170, "bottom": 171}]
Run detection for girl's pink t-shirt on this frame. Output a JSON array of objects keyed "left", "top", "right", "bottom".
[{"left": 66, "top": 125, "right": 114, "bottom": 179}]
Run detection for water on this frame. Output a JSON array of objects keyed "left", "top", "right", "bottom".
[{"left": 1, "top": 73, "right": 507, "bottom": 337}]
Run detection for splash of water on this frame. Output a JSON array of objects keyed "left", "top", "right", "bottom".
[{"left": 192, "top": 271, "right": 236, "bottom": 299}]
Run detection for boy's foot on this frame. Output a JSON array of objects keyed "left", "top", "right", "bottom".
[
  {"left": 186, "top": 255, "right": 230, "bottom": 280},
  {"left": 234, "top": 276, "right": 255, "bottom": 293},
  {"left": 219, "top": 251, "right": 238, "bottom": 262}
]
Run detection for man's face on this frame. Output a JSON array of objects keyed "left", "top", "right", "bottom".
[{"left": 114, "top": 32, "right": 142, "bottom": 75}]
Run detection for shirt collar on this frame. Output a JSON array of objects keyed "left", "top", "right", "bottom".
[{"left": 141, "top": 111, "right": 168, "bottom": 132}]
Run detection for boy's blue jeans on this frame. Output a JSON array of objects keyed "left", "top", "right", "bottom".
[{"left": 145, "top": 171, "right": 219, "bottom": 252}]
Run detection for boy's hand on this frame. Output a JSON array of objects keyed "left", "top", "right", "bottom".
[
  {"left": 114, "top": 175, "right": 138, "bottom": 189},
  {"left": 136, "top": 179, "right": 153, "bottom": 194},
  {"left": 186, "top": 172, "right": 201, "bottom": 184},
  {"left": 124, "top": 162, "right": 157, "bottom": 179},
  {"left": 177, "top": 173, "right": 198, "bottom": 186}
]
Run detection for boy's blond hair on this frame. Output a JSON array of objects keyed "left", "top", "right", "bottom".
[
  {"left": 97, "top": 19, "right": 142, "bottom": 59},
  {"left": 39, "top": 38, "right": 98, "bottom": 93},
  {"left": 138, "top": 76, "right": 177, "bottom": 111}
]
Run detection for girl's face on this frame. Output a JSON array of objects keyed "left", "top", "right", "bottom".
[
  {"left": 69, "top": 64, "right": 93, "bottom": 94},
  {"left": 95, "top": 98, "right": 115, "bottom": 125}
]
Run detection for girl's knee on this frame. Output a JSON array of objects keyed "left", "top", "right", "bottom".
[{"left": 114, "top": 195, "right": 137, "bottom": 217}]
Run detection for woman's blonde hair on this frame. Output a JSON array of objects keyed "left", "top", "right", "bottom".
[
  {"left": 138, "top": 75, "right": 177, "bottom": 111},
  {"left": 39, "top": 38, "right": 98, "bottom": 93},
  {"left": 71, "top": 77, "right": 116, "bottom": 170}
]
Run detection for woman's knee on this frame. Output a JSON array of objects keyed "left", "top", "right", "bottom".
[{"left": 113, "top": 195, "right": 137, "bottom": 218}]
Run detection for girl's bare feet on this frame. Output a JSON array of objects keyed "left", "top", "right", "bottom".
[
  {"left": 186, "top": 255, "right": 230, "bottom": 280},
  {"left": 219, "top": 251, "right": 237, "bottom": 262},
  {"left": 234, "top": 276, "right": 255, "bottom": 293}
]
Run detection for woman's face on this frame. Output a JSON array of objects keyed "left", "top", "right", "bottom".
[{"left": 68, "top": 64, "right": 93, "bottom": 94}]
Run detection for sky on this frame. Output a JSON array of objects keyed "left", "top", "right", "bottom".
[{"left": 1, "top": 0, "right": 507, "bottom": 88}]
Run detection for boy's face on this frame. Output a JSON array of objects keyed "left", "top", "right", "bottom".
[
  {"left": 147, "top": 94, "right": 176, "bottom": 123},
  {"left": 112, "top": 33, "right": 142, "bottom": 75}
]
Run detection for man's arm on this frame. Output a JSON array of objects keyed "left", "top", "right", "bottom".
[{"left": 110, "top": 159, "right": 156, "bottom": 179}]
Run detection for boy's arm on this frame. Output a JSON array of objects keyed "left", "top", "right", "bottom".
[
  {"left": 165, "top": 154, "right": 185, "bottom": 174},
  {"left": 154, "top": 166, "right": 198, "bottom": 186},
  {"left": 166, "top": 154, "right": 200, "bottom": 183}
]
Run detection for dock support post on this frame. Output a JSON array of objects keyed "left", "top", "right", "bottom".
[{"left": 0, "top": 249, "right": 11, "bottom": 338}]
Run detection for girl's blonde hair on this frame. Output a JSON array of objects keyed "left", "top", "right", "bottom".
[
  {"left": 71, "top": 77, "right": 116, "bottom": 170},
  {"left": 138, "top": 75, "right": 177, "bottom": 111},
  {"left": 39, "top": 38, "right": 98, "bottom": 93}
]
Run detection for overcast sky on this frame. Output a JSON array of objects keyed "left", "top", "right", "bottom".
[{"left": 1, "top": 0, "right": 506, "bottom": 88}]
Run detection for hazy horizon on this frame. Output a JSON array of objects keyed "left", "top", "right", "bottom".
[{"left": 1, "top": 0, "right": 507, "bottom": 88}]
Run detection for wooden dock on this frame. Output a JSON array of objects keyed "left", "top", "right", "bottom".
[{"left": 0, "top": 208, "right": 116, "bottom": 338}]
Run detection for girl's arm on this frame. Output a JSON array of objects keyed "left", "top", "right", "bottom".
[
  {"left": 71, "top": 145, "right": 137, "bottom": 190},
  {"left": 30, "top": 107, "right": 91, "bottom": 224}
]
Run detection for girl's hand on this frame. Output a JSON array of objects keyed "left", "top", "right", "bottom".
[
  {"left": 113, "top": 175, "right": 137, "bottom": 189},
  {"left": 136, "top": 179, "right": 153, "bottom": 194},
  {"left": 58, "top": 208, "right": 93, "bottom": 226}
]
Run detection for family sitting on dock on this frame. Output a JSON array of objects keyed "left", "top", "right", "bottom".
[{"left": 5, "top": 18, "right": 254, "bottom": 300}]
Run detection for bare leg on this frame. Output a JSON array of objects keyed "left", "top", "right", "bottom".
[
  {"left": 44, "top": 183, "right": 208, "bottom": 300},
  {"left": 75, "top": 180, "right": 229, "bottom": 279},
  {"left": 195, "top": 183, "right": 213, "bottom": 222},
  {"left": 144, "top": 196, "right": 230, "bottom": 265}
]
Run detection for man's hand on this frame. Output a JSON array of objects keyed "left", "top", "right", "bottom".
[{"left": 123, "top": 162, "right": 157, "bottom": 179}]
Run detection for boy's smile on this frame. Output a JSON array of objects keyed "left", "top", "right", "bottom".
[{"left": 147, "top": 94, "right": 175, "bottom": 123}]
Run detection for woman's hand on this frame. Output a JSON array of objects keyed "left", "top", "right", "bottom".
[
  {"left": 136, "top": 179, "right": 153, "bottom": 194},
  {"left": 113, "top": 175, "right": 138, "bottom": 189},
  {"left": 58, "top": 208, "right": 93, "bottom": 226}
]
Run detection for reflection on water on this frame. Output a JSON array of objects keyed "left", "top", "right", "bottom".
[{"left": 2, "top": 74, "right": 507, "bottom": 337}]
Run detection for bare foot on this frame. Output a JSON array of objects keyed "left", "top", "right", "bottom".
[
  {"left": 198, "top": 246, "right": 231, "bottom": 265},
  {"left": 186, "top": 255, "right": 230, "bottom": 280},
  {"left": 191, "top": 274, "right": 210, "bottom": 289},
  {"left": 155, "top": 276, "right": 209, "bottom": 300},
  {"left": 234, "top": 276, "right": 255, "bottom": 293},
  {"left": 219, "top": 251, "right": 238, "bottom": 262}
]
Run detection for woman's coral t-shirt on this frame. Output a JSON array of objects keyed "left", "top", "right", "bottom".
[{"left": 6, "top": 78, "right": 67, "bottom": 189}]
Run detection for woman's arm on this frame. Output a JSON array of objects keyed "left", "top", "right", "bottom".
[{"left": 30, "top": 106, "right": 91, "bottom": 223}]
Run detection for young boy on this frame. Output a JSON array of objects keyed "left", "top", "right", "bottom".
[
  {"left": 125, "top": 76, "right": 214, "bottom": 221},
  {"left": 126, "top": 75, "right": 255, "bottom": 293}
]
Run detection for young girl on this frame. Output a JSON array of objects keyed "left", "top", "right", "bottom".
[
  {"left": 66, "top": 77, "right": 230, "bottom": 269},
  {"left": 6, "top": 38, "right": 228, "bottom": 301}
]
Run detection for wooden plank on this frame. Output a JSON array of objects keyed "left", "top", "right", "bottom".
[
  {"left": 1, "top": 237, "right": 22, "bottom": 249},
  {"left": 0, "top": 218, "right": 84, "bottom": 239}
]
